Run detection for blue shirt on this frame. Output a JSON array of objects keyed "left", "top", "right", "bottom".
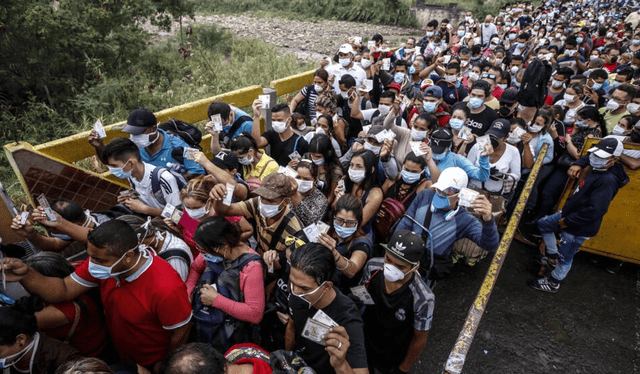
[
  {"left": 139, "top": 129, "right": 205, "bottom": 175},
  {"left": 425, "top": 151, "right": 490, "bottom": 182},
  {"left": 223, "top": 107, "right": 254, "bottom": 142}
]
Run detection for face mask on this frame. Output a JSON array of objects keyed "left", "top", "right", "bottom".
[
  {"left": 238, "top": 155, "right": 253, "bottom": 165},
  {"left": 383, "top": 263, "right": 414, "bottom": 282},
  {"left": 606, "top": 32, "right": 613, "bottom": 39},
  {"left": 507, "top": 131, "right": 521, "bottom": 144},
  {"left": 611, "top": 81, "right": 621, "bottom": 89},
  {"left": 291, "top": 280, "right": 327, "bottom": 308},
  {"left": 529, "top": 123, "right": 544, "bottom": 133},
  {"left": 591, "top": 82, "right": 603, "bottom": 90},
  {"left": 517, "top": 42, "right": 526, "bottom": 49},
  {"left": 186, "top": 206, "right": 209, "bottom": 219},
  {"left": 334, "top": 221, "right": 358, "bottom": 238},
  {"left": 627, "top": 103, "right": 640, "bottom": 113},
  {"left": 202, "top": 252, "right": 223, "bottom": 263},
  {"left": 589, "top": 153, "right": 610, "bottom": 169},
  {"left": 315, "top": 127, "right": 326, "bottom": 136},
  {"left": 394, "top": 73, "right": 406, "bottom": 84},
  {"left": 534, "top": 26, "right": 540, "bottom": 31},
  {"left": 88, "top": 247, "right": 141, "bottom": 279},
  {"left": 449, "top": 118, "right": 465, "bottom": 130},
  {"left": 339, "top": 58, "right": 351, "bottom": 67},
  {"left": 457, "top": 30, "right": 465, "bottom": 37},
  {"left": 348, "top": 168, "right": 366, "bottom": 183},
  {"left": 272, "top": 120, "right": 288, "bottom": 133},
  {"left": 260, "top": 198, "right": 284, "bottom": 218},
  {"left": 509, "top": 34, "right": 517, "bottom": 40},
  {"left": 551, "top": 79, "right": 563, "bottom": 88},
  {"left": 432, "top": 149, "right": 448, "bottom": 161},
  {"left": 364, "top": 141, "right": 381, "bottom": 155},
  {"left": 409, "top": 66, "right": 416, "bottom": 75},
  {"left": 510, "top": 66, "right": 519, "bottom": 75},
  {"left": 423, "top": 102, "right": 437, "bottom": 113},
  {"left": 466, "top": 16, "right": 473, "bottom": 22},
  {"left": 612, "top": 125, "right": 627, "bottom": 135},
  {"left": 445, "top": 75, "right": 458, "bottom": 84},
  {"left": 468, "top": 72, "right": 480, "bottom": 81},
  {"left": 575, "top": 120, "right": 588, "bottom": 128},
  {"left": 432, "top": 192, "right": 451, "bottom": 209},
  {"left": 546, "top": 26, "right": 553, "bottom": 31},
  {"left": 564, "top": 93, "right": 575, "bottom": 102},
  {"left": 460, "top": 60, "right": 469, "bottom": 67},
  {"left": 497, "top": 83, "right": 508, "bottom": 90},
  {"left": 565, "top": 49, "right": 576, "bottom": 57},
  {"left": 426, "top": 31, "right": 435, "bottom": 38},
  {"left": 401, "top": 170, "right": 422, "bottom": 184},
  {"left": 130, "top": 131, "right": 157, "bottom": 148},
  {"left": 555, "top": 33, "right": 562, "bottom": 39},
  {"left": 108, "top": 161, "right": 132, "bottom": 179},
  {"left": 576, "top": 37, "right": 584, "bottom": 43},
  {"left": 296, "top": 179, "right": 314, "bottom": 193},
  {"left": 361, "top": 59, "right": 372, "bottom": 68},
  {"left": 495, "top": 58, "right": 503, "bottom": 65},
  {"left": 378, "top": 104, "right": 391, "bottom": 116},
  {"left": 606, "top": 100, "right": 620, "bottom": 111},
  {"left": 542, "top": 14, "right": 547, "bottom": 19},
  {"left": 312, "top": 157, "right": 325, "bottom": 166},
  {"left": 633, "top": 40, "right": 640, "bottom": 46},
  {"left": 411, "top": 127, "right": 428, "bottom": 141},
  {"left": 0, "top": 336, "right": 38, "bottom": 369},
  {"left": 469, "top": 97, "right": 484, "bottom": 109},
  {"left": 314, "top": 84, "right": 324, "bottom": 93},
  {"left": 499, "top": 105, "right": 514, "bottom": 117},
  {"left": 490, "top": 44, "right": 497, "bottom": 50}
]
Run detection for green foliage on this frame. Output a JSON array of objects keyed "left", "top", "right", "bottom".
[{"left": 189, "top": 0, "right": 419, "bottom": 28}]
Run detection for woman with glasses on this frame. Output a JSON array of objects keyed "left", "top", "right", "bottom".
[{"left": 317, "top": 194, "right": 372, "bottom": 294}]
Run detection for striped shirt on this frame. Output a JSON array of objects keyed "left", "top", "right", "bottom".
[
  {"left": 300, "top": 85, "right": 320, "bottom": 118},
  {"left": 238, "top": 197, "right": 303, "bottom": 255}
]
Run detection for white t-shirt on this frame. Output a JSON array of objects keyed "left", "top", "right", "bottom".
[
  {"left": 326, "top": 63, "right": 367, "bottom": 92},
  {"left": 130, "top": 163, "right": 182, "bottom": 210},
  {"left": 468, "top": 143, "right": 522, "bottom": 193},
  {"left": 158, "top": 232, "right": 193, "bottom": 282}
]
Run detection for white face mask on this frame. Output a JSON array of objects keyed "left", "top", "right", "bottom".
[
  {"left": 563, "top": 93, "right": 575, "bottom": 103},
  {"left": 361, "top": 59, "right": 372, "bottom": 68},
  {"left": 551, "top": 79, "right": 563, "bottom": 88},
  {"left": 510, "top": 66, "right": 519, "bottom": 75},
  {"left": 238, "top": 155, "right": 253, "bottom": 165},
  {"left": 468, "top": 72, "right": 480, "bottom": 81},
  {"left": 0, "top": 333, "right": 39, "bottom": 369},
  {"left": 364, "top": 141, "right": 382, "bottom": 155},
  {"left": 259, "top": 198, "right": 284, "bottom": 218},
  {"left": 339, "top": 58, "right": 352, "bottom": 67},
  {"left": 611, "top": 125, "right": 627, "bottom": 135},
  {"left": 606, "top": 100, "right": 620, "bottom": 111},
  {"left": 272, "top": 120, "right": 288, "bottom": 133},
  {"left": 348, "top": 168, "right": 366, "bottom": 183},
  {"left": 130, "top": 131, "right": 157, "bottom": 148},
  {"left": 529, "top": 123, "right": 544, "bottom": 133},
  {"left": 314, "top": 84, "right": 324, "bottom": 93},
  {"left": 383, "top": 263, "right": 415, "bottom": 282},
  {"left": 295, "top": 179, "right": 314, "bottom": 193},
  {"left": 445, "top": 74, "right": 458, "bottom": 83},
  {"left": 627, "top": 103, "right": 640, "bottom": 113},
  {"left": 411, "top": 128, "right": 428, "bottom": 141},
  {"left": 316, "top": 127, "right": 326, "bottom": 136},
  {"left": 507, "top": 131, "right": 521, "bottom": 144},
  {"left": 378, "top": 104, "right": 391, "bottom": 116},
  {"left": 185, "top": 206, "right": 209, "bottom": 219}
]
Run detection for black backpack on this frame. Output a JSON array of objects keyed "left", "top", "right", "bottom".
[
  {"left": 293, "top": 84, "right": 313, "bottom": 117},
  {"left": 159, "top": 118, "right": 203, "bottom": 150}
]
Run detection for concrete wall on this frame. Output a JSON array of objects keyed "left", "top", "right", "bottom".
[{"left": 410, "top": 2, "right": 468, "bottom": 31}]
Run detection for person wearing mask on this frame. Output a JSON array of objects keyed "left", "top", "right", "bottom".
[
  {"left": 351, "top": 90, "right": 399, "bottom": 128},
  {"left": 289, "top": 68, "right": 330, "bottom": 119},
  {"left": 24, "top": 252, "right": 107, "bottom": 358},
  {"left": 229, "top": 133, "right": 279, "bottom": 193},
  {"left": 602, "top": 45, "right": 621, "bottom": 72},
  {"left": 340, "top": 124, "right": 399, "bottom": 182},
  {"left": 326, "top": 43, "right": 367, "bottom": 92},
  {"left": 467, "top": 119, "right": 521, "bottom": 195},
  {"left": 385, "top": 100, "right": 439, "bottom": 168},
  {"left": 508, "top": 32, "right": 533, "bottom": 58},
  {"left": 317, "top": 194, "right": 372, "bottom": 294},
  {"left": 463, "top": 81, "right": 500, "bottom": 137},
  {"left": 188, "top": 216, "right": 265, "bottom": 352},
  {"left": 530, "top": 137, "right": 628, "bottom": 292},
  {"left": 420, "top": 61, "right": 469, "bottom": 106},
  {"left": 556, "top": 37, "right": 587, "bottom": 75},
  {"left": 555, "top": 83, "right": 588, "bottom": 128},
  {"left": 1, "top": 220, "right": 193, "bottom": 371},
  {"left": 206, "top": 101, "right": 254, "bottom": 151},
  {"left": 613, "top": 116, "right": 640, "bottom": 170},
  {"left": 463, "top": 63, "right": 482, "bottom": 90},
  {"left": 307, "top": 134, "right": 344, "bottom": 205},
  {"left": 0, "top": 296, "right": 81, "bottom": 374},
  {"left": 420, "top": 86, "right": 451, "bottom": 127},
  {"left": 193, "top": 150, "right": 249, "bottom": 202},
  {"left": 599, "top": 85, "right": 633, "bottom": 132},
  {"left": 291, "top": 113, "right": 315, "bottom": 138},
  {"left": 250, "top": 101, "right": 309, "bottom": 167},
  {"left": 480, "top": 15, "right": 498, "bottom": 45},
  {"left": 498, "top": 88, "right": 519, "bottom": 119},
  {"left": 314, "top": 92, "right": 348, "bottom": 151},
  {"left": 285, "top": 243, "right": 368, "bottom": 374},
  {"left": 449, "top": 105, "right": 474, "bottom": 154},
  {"left": 394, "top": 38, "right": 417, "bottom": 61},
  {"left": 334, "top": 149, "right": 384, "bottom": 241},
  {"left": 545, "top": 67, "right": 573, "bottom": 104},
  {"left": 359, "top": 230, "right": 435, "bottom": 374},
  {"left": 103, "top": 138, "right": 184, "bottom": 218},
  {"left": 290, "top": 160, "right": 329, "bottom": 227}
]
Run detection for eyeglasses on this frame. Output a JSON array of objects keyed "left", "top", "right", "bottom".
[
  {"left": 482, "top": 73, "right": 497, "bottom": 79},
  {"left": 285, "top": 236, "right": 306, "bottom": 249},
  {"left": 334, "top": 217, "right": 359, "bottom": 228},
  {"left": 436, "top": 187, "right": 460, "bottom": 197}
]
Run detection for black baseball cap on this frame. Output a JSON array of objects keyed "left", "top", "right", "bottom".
[
  {"left": 499, "top": 88, "right": 519, "bottom": 105},
  {"left": 211, "top": 150, "right": 239, "bottom": 171},
  {"left": 123, "top": 109, "right": 157, "bottom": 135},
  {"left": 485, "top": 119, "right": 511, "bottom": 139},
  {"left": 386, "top": 230, "right": 425, "bottom": 265},
  {"left": 430, "top": 128, "right": 453, "bottom": 153}
]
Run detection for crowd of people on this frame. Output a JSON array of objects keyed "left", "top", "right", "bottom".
[{"left": 0, "top": 0, "right": 637, "bottom": 372}]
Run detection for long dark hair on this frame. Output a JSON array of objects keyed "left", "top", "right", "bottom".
[
  {"left": 577, "top": 105, "right": 608, "bottom": 136},
  {"left": 345, "top": 149, "right": 380, "bottom": 193},
  {"left": 331, "top": 194, "right": 365, "bottom": 239},
  {"left": 193, "top": 216, "right": 242, "bottom": 254},
  {"left": 308, "top": 134, "right": 342, "bottom": 189}
]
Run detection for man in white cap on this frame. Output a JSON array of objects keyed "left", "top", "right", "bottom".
[
  {"left": 530, "top": 137, "right": 629, "bottom": 293},
  {"left": 396, "top": 167, "right": 499, "bottom": 285},
  {"left": 326, "top": 43, "right": 367, "bottom": 93}
]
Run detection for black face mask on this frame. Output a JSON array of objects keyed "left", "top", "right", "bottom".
[
  {"left": 490, "top": 136, "right": 500, "bottom": 150},
  {"left": 499, "top": 105, "right": 515, "bottom": 117},
  {"left": 610, "top": 55, "right": 618, "bottom": 63},
  {"left": 630, "top": 130, "right": 640, "bottom": 143}
]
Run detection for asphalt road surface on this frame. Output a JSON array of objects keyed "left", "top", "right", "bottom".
[{"left": 412, "top": 241, "right": 639, "bottom": 374}]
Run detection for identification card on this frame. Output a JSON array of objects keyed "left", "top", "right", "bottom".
[
  {"left": 350, "top": 285, "right": 375, "bottom": 305},
  {"left": 400, "top": 95, "right": 411, "bottom": 112},
  {"left": 210, "top": 114, "right": 223, "bottom": 132},
  {"left": 382, "top": 58, "right": 391, "bottom": 71},
  {"left": 316, "top": 221, "right": 330, "bottom": 235},
  {"left": 374, "top": 130, "right": 387, "bottom": 144},
  {"left": 37, "top": 194, "right": 57, "bottom": 222},
  {"left": 443, "top": 55, "right": 451, "bottom": 64},
  {"left": 37, "top": 194, "right": 50, "bottom": 208},
  {"left": 20, "top": 211, "right": 29, "bottom": 225},
  {"left": 170, "top": 208, "right": 183, "bottom": 225},
  {"left": 161, "top": 204, "right": 177, "bottom": 219},
  {"left": 415, "top": 46, "right": 422, "bottom": 55},
  {"left": 513, "top": 127, "right": 527, "bottom": 139},
  {"left": 476, "top": 135, "right": 490, "bottom": 150},
  {"left": 183, "top": 147, "right": 199, "bottom": 161},
  {"left": 337, "top": 179, "right": 345, "bottom": 191},
  {"left": 278, "top": 166, "right": 298, "bottom": 178},
  {"left": 362, "top": 125, "right": 372, "bottom": 135},
  {"left": 410, "top": 141, "right": 427, "bottom": 156},
  {"left": 303, "top": 223, "right": 320, "bottom": 243},
  {"left": 302, "top": 318, "right": 331, "bottom": 345},
  {"left": 458, "top": 126, "right": 473, "bottom": 141},
  {"left": 363, "top": 79, "right": 373, "bottom": 92},
  {"left": 259, "top": 95, "right": 271, "bottom": 110},
  {"left": 384, "top": 130, "right": 396, "bottom": 142},
  {"left": 458, "top": 187, "right": 480, "bottom": 208},
  {"left": 435, "top": 46, "right": 442, "bottom": 54},
  {"left": 223, "top": 183, "right": 235, "bottom": 206},
  {"left": 368, "top": 40, "right": 376, "bottom": 49},
  {"left": 313, "top": 309, "right": 339, "bottom": 327},
  {"left": 93, "top": 119, "right": 107, "bottom": 139},
  {"left": 288, "top": 150, "right": 302, "bottom": 161}
]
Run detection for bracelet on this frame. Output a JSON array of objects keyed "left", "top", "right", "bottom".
[{"left": 336, "top": 256, "right": 350, "bottom": 271}]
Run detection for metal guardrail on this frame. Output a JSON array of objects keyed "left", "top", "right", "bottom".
[{"left": 443, "top": 144, "right": 550, "bottom": 374}]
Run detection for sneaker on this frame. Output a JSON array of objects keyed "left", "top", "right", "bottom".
[
  {"left": 535, "top": 254, "right": 557, "bottom": 270},
  {"left": 528, "top": 277, "right": 560, "bottom": 293}
]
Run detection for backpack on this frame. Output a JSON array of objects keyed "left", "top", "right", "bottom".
[
  {"left": 192, "top": 252, "right": 263, "bottom": 352},
  {"left": 294, "top": 85, "right": 312, "bottom": 117},
  {"left": 374, "top": 189, "right": 414, "bottom": 243},
  {"left": 146, "top": 167, "right": 188, "bottom": 206},
  {"left": 159, "top": 119, "right": 203, "bottom": 150},
  {"left": 223, "top": 115, "right": 253, "bottom": 148}
]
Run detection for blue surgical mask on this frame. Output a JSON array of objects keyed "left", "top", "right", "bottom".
[
  {"left": 509, "top": 34, "right": 517, "bottom": 40},
  {"left": 202, "top": 252, "right": 224, "bottom": 263},
  {"left": 517, "top": 42, "right": 526, "bottom": 49},
  {"left": 546, "top": 26, "right": 553, "bottom": 31},
  {"left": 432, "top": 193, "right": 451, "bottom": 209},
  {"left": 469, "top": 97, "right": 484, "bottom": 109},
  {"left": 394, "top": 73, "right": 406, "bottom": 84},
  {"left": 401, "top": 170, "right": 422, "bottom": 184},
  {"left": 423, "top": 102, "right": 437, "bottom": 113},
  {"left": 334, "top": 221, "right": 358, "bottom": 238},
  {"left": 591, "top": 82, "right": 603, "bottom": 90},
  {"left": 506, "top": 22, "right": 512, "bottom": 27},
  {"left": 457, "top": 30, "right": 465, "bottom": 37},
  {"left": 449, "top": 118, "right": 465, "bottom": 130},
  {"left": 576, "top": 37, "right": 584, "bottom": 43},
  {"left": 312, "top": 157, "right": 325, "bottom": 166},
  {"left": 88, "top": 247, "right": 141, "bottom": 279},
  {"left": 432, "top": 150, "right": 449, "bottom": 161},
  {"left": 633, "top": 40, "right": 640, "bottom": 46},
  {"left": 589, "top": 153, "right": 610, "bottom": 169},
  {"left": 108, "top": 161, "right": 132, "bottom": 179},
  {"left": 409, "top": 66, "right": 416, "bottom": 75},
  {"left": 575, "top": 120, "right": 588, "bottom": 128}
]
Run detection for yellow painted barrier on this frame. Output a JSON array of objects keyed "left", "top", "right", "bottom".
[
  {"left": 444, "top": 145, "right": 549, "bottom": 374},
  {"left": 270, "top": 70, "right": 315, "bottom": 96},
  {"left": 556, "top": 138, "right": 640, "bottom": 265}
]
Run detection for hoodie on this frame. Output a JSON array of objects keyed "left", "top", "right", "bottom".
[{"left": 563, "top": 156, "right": 629, "bottom": 237}]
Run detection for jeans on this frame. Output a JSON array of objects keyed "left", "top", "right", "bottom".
[{"left": 537, "top": 212, "right": 589, "bottom": 283}]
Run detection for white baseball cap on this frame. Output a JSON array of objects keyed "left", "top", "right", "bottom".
[
  {"left": 431, "top": 167, "right": 469, "bottom": 192},
  {"left": 339, "top": 44, "right": 354, "bottom": 54}
]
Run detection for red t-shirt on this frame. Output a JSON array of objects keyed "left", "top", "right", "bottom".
[
  {"left": 71, "top": 250, "right": 192, "bottom": 366},
  {"left": 178, "top": 211, "right": 242, "bottom": 258},
  {"left": 44, "top": 294, "right": 108, "bottom": 357},
  {"left": 225, "top": 343, "right": 273, "bottom": 374}
]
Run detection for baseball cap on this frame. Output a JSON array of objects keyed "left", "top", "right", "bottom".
[
  {"left": 365, "top": 125, "right": 385, "bottom": 139},
  {"left": 123, "top": 109, "right": 157, "bottom": 135},
  {"left": 587, "top": 136, "right": 623, "bottom": 158},
  {"left": 253, "top": 173, "right": 295, "bottom": 200},
  {"left": 431, "top": 167, "right": 469, "bottom": 192},
  {"left": 499, "top": 88, "right": 519, "bottom": 104},
  {"left": 339, "top": 44, "right": 354, "bottom": 54},
  {"left": 485, "top": 118, "right": 511, "bottom": 139},
  {"left": 211, "top": 150, "right": 239, "bottom": 171},
  {"left": 424, "top": 85, "right": 443, "bottom": 99},
  {"left": 430, "top": 128, "right": 454, "bottom": 154},
  {"left": 386, "top": 230, "right": 425, "bottom": 265},
  {"left": 386, "top": 82, "right": 402, "bottom": 92}
]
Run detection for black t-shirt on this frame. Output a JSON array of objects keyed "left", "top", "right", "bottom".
[
  {"left": 289, "top": 287, "right": 368, "bottom": 374},
  {"left": 467, "top": 106, "right": 499, "bottom": 136},
  {"left": 334, "top": 238, "right": 372, "bottom": 293},
  {"left": 263, "top": 130, "right": 309, "bottom": 166}
]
